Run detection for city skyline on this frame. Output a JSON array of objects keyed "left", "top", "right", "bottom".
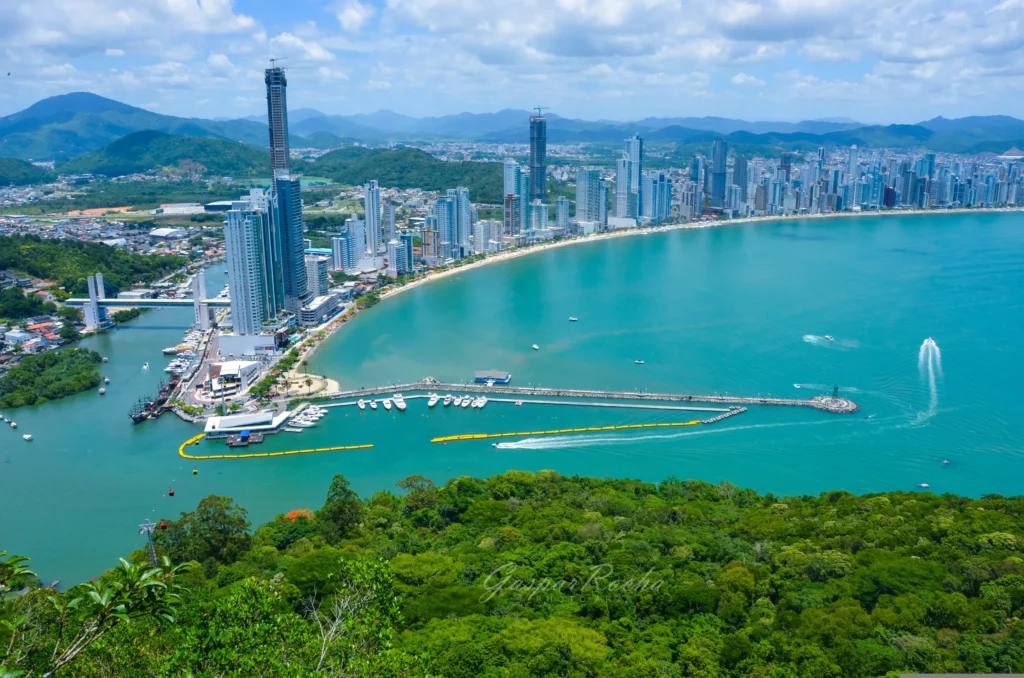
[{"left": 2, "top": 0, "right": 1023, "bottom": 122}]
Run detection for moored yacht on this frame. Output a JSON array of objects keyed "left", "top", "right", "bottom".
[
  {"left": 369, "top": 400, "right": 378, "bottom": 410},
  {"left": 461, "top": 396, "right": 472, "bottom": 408},
  {"left": 427, "top": 394, "right": 440, "bottom": 408},
  {"left": 393, "top": 394, "right": 407, "bottom": 412},
  {"left": 383, "top": 399, "right": 392, "bottom": 411},
  {"left": 453, "top": 396, "right": 463, "bottom": 406},
  {"left": 358, "top": 399, "right": 366, "bottom": 410},
  {"left": 443, "top": 394, "right": 453, "bottom": 407}
]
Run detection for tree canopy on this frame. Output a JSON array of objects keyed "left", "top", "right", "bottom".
[{"left": 0, "top": 347, "right": 101, "bottom": 408}]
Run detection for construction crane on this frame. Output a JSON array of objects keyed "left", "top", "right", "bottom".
[
  {"left": 533, "top": 106, "right": 549, "bottom": 116},
  {"left": 269, "top": 56, "right": 289, "bottom": 69}
]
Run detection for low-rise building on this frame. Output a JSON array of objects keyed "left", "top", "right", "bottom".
[{"left": 299, "top": 295, "right": 340, "bottom": 327}]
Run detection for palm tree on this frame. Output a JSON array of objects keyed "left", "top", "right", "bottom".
[{"left": 305, "top": 377, "right": 313, "bottom": 394}]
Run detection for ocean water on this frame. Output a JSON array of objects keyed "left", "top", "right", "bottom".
[{"left": 2, "top": 212, "right": 1023, "bottom": 585}]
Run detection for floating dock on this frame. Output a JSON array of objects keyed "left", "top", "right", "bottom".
[{"left": 178, "top": 434, "right": 373, "bottom": 460}]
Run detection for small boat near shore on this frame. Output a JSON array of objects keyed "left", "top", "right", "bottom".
[
  {"left": 358, "top": 399, "right": 366, "bottom": 410},
  {"left": 22, "top": 434, "right": 32, "bottom": 441},
  {"left": 635, "top": 359, "right": 645, "bottom": 365},
  {"left": 569, "top": 317, "right": 578, "bottom": 322},
  {"left": 532, "top": 344, "right": 540, "bottom": 350}
]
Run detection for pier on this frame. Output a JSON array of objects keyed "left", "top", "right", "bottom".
[{"left": 313, "top": 379, "right": 859, "bottom": 414}]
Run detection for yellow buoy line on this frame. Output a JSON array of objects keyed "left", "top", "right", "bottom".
[
  {"left": 430, "top": 420, "right": 704, "bottom": 444},
  {"left": 177, "top": 433, "right": 373, "bottom": 460}
]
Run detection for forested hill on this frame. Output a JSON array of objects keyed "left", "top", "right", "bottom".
[
  {"left": 0, "top": 157, "right": 53, "bottom": 186},
  {"left": 58, "top": 130, "right": 269, "bottom": 178},
  {"left": 4, "top": 472, "right": 1024, "bottom": 676},
  {"left": 0, "top": 234, "right": 186, "bottom": 293},
  {"left": 308, "top": 146, "right": 504, "bottom": 203}
]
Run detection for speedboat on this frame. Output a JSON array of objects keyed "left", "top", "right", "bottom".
[
  {"left": 635, "top": 360, "right": 645, "bottom": 365},
  {"left": 569, "top": 317, "right": 578, "bottom": 322},
  {"left": 143, "top": 362, "right": 149, "bottom": 370},
  {"left": 443, "top": 394, "right": 453, "bottom": 407},
  {"left": 395, "top": 399, "right": 407, "bottom": 412},
  {"left": 104, "top": 377, "right": 110, "bottom": 383},
  {"left": 369, "top": 400, "right": 378, "bottom": 410},
  {"left": 532, "top": 344, "right": 540, "bottom": 350},
  {"left": 453, "top": 396, "right": 463, "bottom": 406},
  {"left": 427, "top": 394, "right": 440, "bottom": 408},
  {"left": 99, "top": 388, "right": 106, "bottom": 395},
  {"left": 22, "top": 434, "right": 32, "bottom": 441},
  {"left": 917, "top": 483, "right": 930, "bottom": 488},
  {"left": 358, "top": 399, "right": 366, "bottom": 410},
  {"left": 942, "top": 459, "right": 951, "bottom": 465},
  {"left": 290, "top": 419, "right": 316, "bottom": 428},
  {"left": 825, "top": 335, "right": 835, "bottom": 341},
  {"left": 515, "top": 400, "right": 522, "bottom": 406},
  {"left": 383, "top": 399, "right": 392, "bottom": 411},
  {"left": 474, "top": 396, "right": 488, "bottom": 408},
  {"left": 461, "top": 396, "right": 472, "bottom": 408},
  {"left": 10, "top": 422, "right": 16, "bottom": 429}
]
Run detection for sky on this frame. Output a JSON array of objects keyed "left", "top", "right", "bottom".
[{"left": 1, "top": 0, "right": 1023, "bottom": 122}]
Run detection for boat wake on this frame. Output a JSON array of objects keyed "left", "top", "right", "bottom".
[
  {"left": 793, "top": 383, "right": 863, "bottom": 393},
  {"left": 802, "top": 335, "right": 859, "bottom": 350},
  {"left": 493, "top": 419, "right": 846, "bottom": 451},
  {"left": 913, "top": 338, "right": 943, "bottom": 425}
]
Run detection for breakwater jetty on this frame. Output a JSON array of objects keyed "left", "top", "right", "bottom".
[{"left": 312, "top": 379, "right": 859, "bottom": 414}]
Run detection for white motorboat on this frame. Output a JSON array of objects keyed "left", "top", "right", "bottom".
[
  {"left": 515, "top": 400, "right": 523, "bottom": 406},
  {"left": 10, "top": 422, "right": 16, "bottom": 429},
  {"left": 453, "top": 396, "right": 463, "bottom": 406},
  {"left": 142, "top": 362, "right": 149, "bottom": 370},
  {"left": 395, "top": 399, "right": 407, "bottom": 412},
  {"left": 22, "top": 434, "right": 32, "bottom": 441},
  {"left": 99, "top": 388, "right": 106, "bottom": 395},
  {"left": 427, "top": 394, "right": 440, "bottom": 408},
  {"left": 569, "top": 317, "right": 578, "bottom": 322},
  {"left": 635, "top": 359, "right": 645, "bottom": 365},
  {"left": 461, "top": 396, "right": 472, "bottom": 408},
  {"left": 917, "top": 483, "right": 930, "bottom": 488},
  {"left": 162, "top": 347, "right": 179, "bottom": 356},
  {"left": 825, "top": 335, "right": 835, "bottom": 341},
  {"left": 443, "top": 394, "right": 453, "bottom": 407},
  {"left": 104, "top": 377, "right": 110, "bottom": 383},
  {"left": 369, "top": 400, "right": 378, "bottom": 410},
  {"left": 477, "top": 396, "right": 488, "bottom": 408},
  {"left": 358, "top": 399, "right": 366, "bottom": 410},
  {"left": 290, "top": 419, "right": 316, "bottom": 428},
  {"left": 532, "top": 344, "right": 540, "bottom": 350},
  {"left": 383, "top": 399, "right": 392, "bottom": 411}
]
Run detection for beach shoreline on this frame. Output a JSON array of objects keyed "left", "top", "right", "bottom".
[{"left": 300, "top": 206, "right": 1023, "bottom": 382}]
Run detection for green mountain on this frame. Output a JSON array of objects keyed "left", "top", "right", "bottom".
[
  {"left": 0, "top": 157, "right": 53, "bottom": 185},
  {"left": 310, "top": 146, "right": 503, "bottom": 203},
  {"left": 0, "top": 92, "right": 269, "bottom": 161},
  {"left": 58, "top": 131, "right": 269, "bottom": 178}
]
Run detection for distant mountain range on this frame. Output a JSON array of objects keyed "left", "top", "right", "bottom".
[{"left": 3, "top": 92, "right": 1024, "bottom": 174}]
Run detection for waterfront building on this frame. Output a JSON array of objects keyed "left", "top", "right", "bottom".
[
  {"left": 555, "top": 196, "right": 570, "bottom": 230},
  {"left": 400, "top": 232, "right": 415, "bottom": 270},
  {"left": 734, "top": 154, "right": 749, "bottom": 201},
  {"left": 383, "top": 201, "right": 396, "bottom": 243},
  {"left": 299, "top": 295, "right": 340, "bottom": 327},
  {"left": 503, "top": 159, "right": 521, "bottom": 198},
  {"left": 529, "top": 115, "right": 547, "bottom": 201},
  {"left": 625, "top": 135, "right": 644, "bottom": 215},
  {"left": 642, "top": 171, "right": 671, "bottom": 223},
  {"left": 304, "top": 254, "right": 330, "bottom": 297},
  {"left": 225, "top": 204, "right": 269, "bottom": 335},
  {"left": 519, "top": 170, "right": 531, "bottom": 231},
  {"left": 364, "top": 180, "right": 382, "bottom": 255},
  {"left": 529, "top": 200, "right": 548, "bottom": 231},
  {"left": 265, "top": 66, "right": 290, "bottom": 175},
  {"left": 449, "top": 187, "right": 472, "bottom": 258},
  {"left": 847, "top": 145, "right": 859, "bottom": 183},
  {"left": 615, "top": 156, "right": 635, "bottom": 217},
  {"left": 503, "top": 194, "right": 522, "bottom": 236},
  {"left": 273, "top": 176, "right": 309, "bottom": 313},
  {"left": 331, "top": 234, "right": 354, "bottom": 272},
  {"left": 434, "top": 195, "right": 455, "bottom": 260},
  {"left": 711, "top": 136, "right": 728, "bottom": 208},
  {"left": 575, "top": 169, "right": 605, "bottom": 224}
]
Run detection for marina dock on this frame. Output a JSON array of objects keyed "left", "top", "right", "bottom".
[{"left": 313, "top": 380, "right": 859, "bottom": 414}]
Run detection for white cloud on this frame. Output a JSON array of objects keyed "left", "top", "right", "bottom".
[
  {"left": 731, "top": 72, "right": 765, "bottom": 86},
  {"left": 104, "top": 48, "right": 124, "bottom": 57},
  {"left": 268, "top": 32, "right": 336, "bottom": 62},
  {"left": 337, "top": 0, "right": 374, "bottom": 33},
  {"left": 318, "top": 66, "right": 349, "bottom": 80}
]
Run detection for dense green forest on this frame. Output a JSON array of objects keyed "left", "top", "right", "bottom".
[
  {"left": 308, "top": 147, "right": 504, "bottom": 203},
  {"left": 58, "top": 131, "right": 270, "bottom": 179},
  {"left": 4, "top": 472, "right": 1024, "bottom": 676},
  {"left": 0, "top": 235, "right": 186, "bottom": 293},
  {"left": 0, "top": 286, "right": 54, "bottom": 321},
  {"left": 0, "top": 158, "right": 53, "bottom": 186},
  {"left": 0, "top": 180, "right": 239, "bottom": 214},
  {"left": 0, "top": 346, "right": 101, "bottom": 407}
]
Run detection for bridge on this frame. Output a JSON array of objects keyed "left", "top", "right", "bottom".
[
  {"left": 69, "top": 270, "right": 228, "bottom": 330},
  {"left": 309, "top": 379, "right": 860, "bottom": 414}
]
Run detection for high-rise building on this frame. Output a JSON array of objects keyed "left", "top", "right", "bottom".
[
  {"left": 225, "top": 204, "right": 270, "bottom": 335},
  {"left": 529, "top": 200, "right": 548, "bottom": 231},
  {"left": 555, "top": 196, "right": 570, "bottom": 230},
  {"left": 711, "top": 137, "right": 728, "bottom": 208},
  {"left": 625, "top": 135, "right": 644, "bottom": 215},
  {"left": 363, "top": 180, "right": 381, "bottom": 255},
  {"left": 615, "top": 157, "right": 635, "bottom": 217},
  {"left": 847, "top": 145, "right": 859, "bottom": 182},
  {"left": 642, "top": 171, "right": 671, "bottom": 222},
  {"left": 733, "top": 155, "right": 749, "bottom": 202},
  {"left": 449, "top": 187, "right": 471, "bottom": 258},
  {"left": 386, "top": 239, "right": 410, "bottom": 277},
  {"left": 331, "top": 234, "right": 354, "bottom": 272},
  {"left": 400, "top": 232, "right": 415, "bottom": 271},
  {"left": 383, "top": 201, "right": 396, "bottom": 243},
  {"left": 529, "top": 115, "right": 547, "bottom": 201},
  {"left": 434, "top": 195, "right": 455, "bottom": 260},
  {"left": 304, "top": 255, "right": 330, "bottom": 297},
  {"left": 503, "top": 194, "right": 522, "bottom": 236},
  {"left": 779, "top": 152, "right": 793, "bottom": 183},
  {"left": 519, "top": 170, "right": 531, "bottom": 231},
  {"left": 273, "top": 176, "right": 308, "bottom": 313},
  {"left": 575, "top": 169, "right": 604, "bottom": 223},
  {"left": 503, "top": 159, "right": 521, "bottom": 198},
  {"left": 265, "top": 67, "right": 290, "bottom": 176}
]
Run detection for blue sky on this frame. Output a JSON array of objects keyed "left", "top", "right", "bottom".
[{"left": 2, "top": 0, "right": 1023, "bottom": 122}]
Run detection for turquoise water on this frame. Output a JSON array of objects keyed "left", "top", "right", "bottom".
[{"left": 3, "top": 212, "right": 1023, "bottom": 585}]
